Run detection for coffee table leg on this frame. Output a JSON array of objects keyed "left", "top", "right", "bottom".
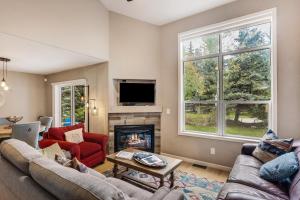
[
  {"left": 170, "top": 171, "right": 174, "bottom": 188},
  {"left": 159, "top": 178, "right": 164, "bottom": 188},
  {"left": 113, "top": 164, "right": 118, "bottom": 177}
]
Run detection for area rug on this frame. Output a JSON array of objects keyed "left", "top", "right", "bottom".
[{"left": 102, "top": 169, "right": 223, "bottom": 200}]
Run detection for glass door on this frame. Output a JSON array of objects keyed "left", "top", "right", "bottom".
[
  {"left": 60, "top": 86, "right": 72, "bottom": 126},
  {"left": 74, "top": 85, "right": 86, "bottom": 124},
  {"left": 59, "top": 84, "right": 86, "bottom": 127}
]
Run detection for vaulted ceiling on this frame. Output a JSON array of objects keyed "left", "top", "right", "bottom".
[
  {"left": 100, "top": 0, "right": 237, "bottom": 25},
  {"left": 0, "top": 0, "right": 236, "bottom": 75},
  {"left": 0, "top": 0, "right": 108, "bottom": 75}
]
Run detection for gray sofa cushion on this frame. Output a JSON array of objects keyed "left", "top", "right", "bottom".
[
  {"left": 30, "top": 157, "right": 127, "bottom": 200},
  {"left": 106, "top": 177, "right": 152, "bottom": 200},
  {"left": 161, "top": 190, "right": 184, "bottom": 200},
  {"left": 0, "top": 179, "right": 19, "bottom": 200},
  {"left": 0, "top": 139, "right": 42, "bottom": 174},
  {"left": 88, "top": 168, "right": 107, "bottom": 180},
  {"left": 148, "top": 187, "right": 170, "bottom": 200},
  {"left": 0, "top": 156, "right": 56, "bottom": 200}
]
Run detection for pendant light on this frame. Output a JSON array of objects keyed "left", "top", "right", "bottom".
[
  {"left": 0, "top": 57, "right": 10, "bottom": 91},
  {"left": 1, "top": 61, "right": 6, "bottom": 87}
]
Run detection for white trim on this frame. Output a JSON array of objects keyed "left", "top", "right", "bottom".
[
  {"left": 51, "top": 79, "right": 87, "bottom": 87},
  {"left": 178, "top": 8, "right": 277, "bottom": 140},
  {"left": 178, "top": 35, "right": 184, "bottom": 135},
  {"left": 179, "top": 8, "right": 275, "bottom": 40},
  {"left": 52, "top": 85, "right": 59, "bottom": 127},
  {"left": 161, "top": 152, "right": 232, "bottom": 172},
  {"left": 271, "top": 8, "right": 277, "bottom": 132},
  {"left": 52, "top": 79, "right": 87, "bottom": 127},
  {"left": 179, "top": 131, "right": 260, "bottom": 143}
]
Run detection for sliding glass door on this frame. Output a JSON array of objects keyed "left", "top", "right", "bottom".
[
  {"left": 58, "top": 83, "right": 87, "bottom": 127},
  {"left": 74, "top": 85, "right": 86, "bottom": 124},
  {"left": 60, "top": 86, "right": 72, "bottom": 126}
]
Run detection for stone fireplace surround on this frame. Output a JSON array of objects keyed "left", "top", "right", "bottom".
[{"left": 108, "top": 112, "right": 161, "bottom": 154}]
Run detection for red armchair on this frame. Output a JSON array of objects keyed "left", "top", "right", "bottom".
[{"left": 39, "top": 124, "right": 108, "bottom": 167}]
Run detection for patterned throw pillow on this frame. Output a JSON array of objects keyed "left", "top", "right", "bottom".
[
  {"left": 70, "top": 157, "right": 89, "bottom": 173},
  {"left": 54, "top": 155, "right": 88, "bottom": 173},
  {"left": 54, "top": 153, "right": 70, "bottom": 165},
  {"left": 252, "top": 130, "right": 294, "bottom": 163},
  {"left": 42, "top": 143, "right": 66, "bottom": 160}
]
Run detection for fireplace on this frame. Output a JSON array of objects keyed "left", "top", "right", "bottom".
[{"left": 114, "top": 125, "right": 155, "bottom": 153}]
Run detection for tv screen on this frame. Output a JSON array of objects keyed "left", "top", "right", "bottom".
[{"left": 119, "top": 83, "right": 155, "bottom": 104}]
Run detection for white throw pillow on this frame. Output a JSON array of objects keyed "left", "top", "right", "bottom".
[
  {"left": 64, "top": 128, "right": 84, "bottom": 144},
  {"left": 42, "top": 143, "right": 66, "bottom": 160}
]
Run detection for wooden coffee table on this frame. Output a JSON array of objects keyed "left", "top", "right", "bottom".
[{"left": 106, "top": 148, "right": 182, "bottom": 189}]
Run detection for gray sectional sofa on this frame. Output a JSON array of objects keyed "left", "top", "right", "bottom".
[{"left": 0, "top": 139, "right": 184, "bottom": 200}]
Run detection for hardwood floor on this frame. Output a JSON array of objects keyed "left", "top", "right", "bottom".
[
  {"left": 177, "top": 162, "right": 229, "bottom": 182},
  {"left": 95, "top": 160, "right": 229, "bottom": 183}
]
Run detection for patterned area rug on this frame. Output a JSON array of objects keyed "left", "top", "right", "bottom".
[{"left": 103, "top": 169, "right": 223, "bottom": 200}]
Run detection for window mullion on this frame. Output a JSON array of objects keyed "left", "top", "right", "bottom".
[
  {"left": 58, "top": 87, "right": 62, "bottom": 127},
  {"left": 218, "top": 33, "right": 224, "bottom": 137},
  {"left": 71, "top": 85, "right": 75, "bottom": 125},
  {"left": 220, "top": 45, "right": 271, "bottom": 57}
]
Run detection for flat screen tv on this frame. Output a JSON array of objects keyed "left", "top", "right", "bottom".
[{"left": 119, "top": 82, "right": 155, "bottom": 104}]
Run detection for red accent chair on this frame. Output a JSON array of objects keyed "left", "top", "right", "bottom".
[{"left": 39, "top": 124, "right": 108, "bottom": 167}]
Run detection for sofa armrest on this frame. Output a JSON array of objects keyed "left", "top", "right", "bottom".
[
  {"left": 225, "top": 192, "right": 265, "bottom": 200},
  {"left": 83, "top": 132, "right": 109, "bottom": 154},
  {"left": 161, "top": 189, "right": 184, "bottom": 200},
  {"left": 149, "top": 187, "right": 170, "bottom": 200},
  {"left": 241, "top": 143, "right": 258, "bottom": 155},
  {"left": 39, "top": 139, "right": 80, "bottom": 160}
]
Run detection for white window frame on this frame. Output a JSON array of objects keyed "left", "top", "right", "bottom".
[
  {"left": 178, "top": 8, "right": 277, "bottom": 142},
  {"left": 52, "top": 79, "right": 87, "bottom": 127}
]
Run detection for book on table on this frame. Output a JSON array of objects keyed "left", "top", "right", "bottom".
[
  {"left": 141, "top": 155, "right": 163, "bottom": 165},
  {"left": 133, "top": 152, "right": 167, "bottom": 167},
  {"left": 116, "top": 151, "right": 134, "bottom": 160}
]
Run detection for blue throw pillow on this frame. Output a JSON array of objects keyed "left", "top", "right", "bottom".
[{"left": 260, "top": 152, "right": 299, "bottom": 182}]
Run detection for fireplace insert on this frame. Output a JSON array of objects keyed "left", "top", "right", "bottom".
[{"left": 114, "top": 125, "right": 154, "bottom": 152}]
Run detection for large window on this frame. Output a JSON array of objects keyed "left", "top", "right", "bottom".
[{"left": 179, "top": 9, "right": 276, "bottom": 140}]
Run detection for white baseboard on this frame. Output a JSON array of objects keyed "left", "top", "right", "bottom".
[{"left": 161, "top": 152, "right": 232, "bottom": 172}]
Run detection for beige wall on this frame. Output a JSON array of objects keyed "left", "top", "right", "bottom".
[
  {"left": 45, "top": 63, "right": 108, "bottom": 133},
  {"left": 2, "top": 0, "right": 299, "bottom": 168},
  {"left": 108, "top": 12, "right": 161, "bottom": 109},
  {"left": 0, "top": 0, "right": 109, "bottom": 60},
  {"left": 0, "top": 71, "right": 46, "bottom": 122},
  {"left": 160, "top": 0, "right": 300, "bottom": 167},
  {"left": 42, "top": 11, "right": 162, "bottom": 134}
]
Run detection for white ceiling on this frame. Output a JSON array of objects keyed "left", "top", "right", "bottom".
[
  {"left": 0, "top": 0, "right": 237, "bottom": 75},
  {"left": 0, "top": 32, "right": 103, "bottom": 75},
  {"left": 100, "top": 0, "right": 237, "bottom": 25}
]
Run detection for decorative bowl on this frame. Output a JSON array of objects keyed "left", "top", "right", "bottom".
[
  {"left": 133, "top": 152, "right": 167, "bottom": 168},
  {"left": 6, "top": 116, "right": 23, "bottom": 124}
]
